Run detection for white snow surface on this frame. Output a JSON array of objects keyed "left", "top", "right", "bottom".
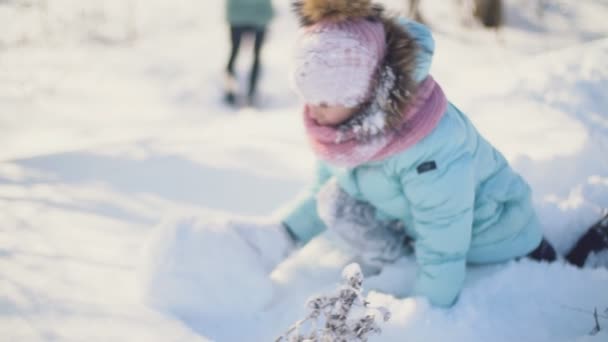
[{"left": 1, "top": 0, "right": 608, "bottom": 341}]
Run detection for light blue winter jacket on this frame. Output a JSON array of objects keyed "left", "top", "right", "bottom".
[{"left": 283, "top": 19, "right": 543, "bottom": 307}]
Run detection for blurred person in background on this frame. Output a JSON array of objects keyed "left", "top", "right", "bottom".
[{"left": 224, "top": 0, "right": 274, "bottom": 107}]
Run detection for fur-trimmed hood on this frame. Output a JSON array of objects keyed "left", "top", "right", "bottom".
[{"left": 292, "top": 0, "right": 421, "bottom": 130}]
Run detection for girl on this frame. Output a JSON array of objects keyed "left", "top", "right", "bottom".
[
  {"left": 277, "top": 0, "right": 608, "bottom": 307},
  {"left": 149, "top": 0, "right": 608, "bottom": 311}
]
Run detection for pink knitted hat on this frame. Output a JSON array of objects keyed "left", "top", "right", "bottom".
[{"left": 292, "top": 18, "right": 386, "bottom": 108}]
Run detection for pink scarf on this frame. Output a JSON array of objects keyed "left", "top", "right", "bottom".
[{"left": 303, "top": 76, "right": 448, "bottom": 168}]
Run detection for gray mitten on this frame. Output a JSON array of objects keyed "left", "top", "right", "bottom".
[{"left": 316, "top": 178, "right": 410, "bottom": 265}]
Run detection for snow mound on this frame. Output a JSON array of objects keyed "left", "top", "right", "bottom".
[
  {"left": 467, "top": 38, "right": 608, "bottom": 254},
  {"left": 139, "top": 215, "right": 276, "bottom": 317}
]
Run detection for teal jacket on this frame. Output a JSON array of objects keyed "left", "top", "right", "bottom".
[
  {"left": 283, "top": 20, "right": 543, "bottom": 307},
  {"left": 226, "top": 0, "right": 274, "bottom": 28}
]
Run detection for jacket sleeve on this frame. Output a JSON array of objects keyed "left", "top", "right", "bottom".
[
  {"left": 397, "top": 17, "right": 435, "bottom": 83},
  {"left": 282, "top": 160, "right": 332, "bottom": 244},
  {"left": 400, "top": 154, "right": 475, "bottom": 307}
]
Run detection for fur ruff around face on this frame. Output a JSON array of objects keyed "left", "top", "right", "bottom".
[
  {"left": 293, "top": 0, "right": 382, "bottom": 25},
  {"left": 292, "top": 0, "right": 420, "bottom": 130}
]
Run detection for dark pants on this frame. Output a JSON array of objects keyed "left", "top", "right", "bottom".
[{"left": 226, "top": 25, "right": 266, "bottom": 98}]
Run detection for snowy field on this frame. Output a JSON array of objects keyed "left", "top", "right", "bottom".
[{"left": 1, "top": 0, "right": 608, "bottom": 341}]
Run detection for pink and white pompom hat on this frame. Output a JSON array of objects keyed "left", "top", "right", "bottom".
[{"left": 291, "top": 18, "right": 386, "bottom": 108}]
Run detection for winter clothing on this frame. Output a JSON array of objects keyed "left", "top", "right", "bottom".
[
  {"left": 292, "top": 18, "right": 386, "bottom": 108},
  {"left": 317, "top": 178, "right": 410, "bottom": 264},
  {"left": 286, "top": 101, "right": 544, "bottom": 307},
  {"left": 527, "top": 239, "right": 557, "bottom": 263},
  {"left": 294, "top": 0, "right": 380, "bottom": 24},
  {"left": 284, "top": 0, "right": 544, "bottom": 307},
  {"left": 224, "top": 0, "right": 274, "bottom": 105},
  {"left": 226, "top": 25, "right": 266, "bottom": 99},
  {"left": 398, "top": 18, "right": 434, "bottom": 83},
  {"left": 287, "top": 101, "right": 544, "bottom": 307},
  {"left": 565, "top": 213, "right": 608, "bottom": 267},
  {"left": 226, "top": 0, "right": 274, "bottom": 28},
  {"left": 303, "top": 76, "right": 447, "bottom": 167},
  {"left": 292, "top": 0, "right": 427, "bottom": 129}
]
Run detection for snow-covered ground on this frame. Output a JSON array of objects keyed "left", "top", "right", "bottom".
[{"left": 1, "top": 0, "right": 607, "bottom": 341}]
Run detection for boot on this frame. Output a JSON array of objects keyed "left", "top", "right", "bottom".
[
  {"left": 224, "top": 72, "right": 238, "bottom": 106},
  {"left": 566, "top": 212, "right": 608, "bottom": 267}
]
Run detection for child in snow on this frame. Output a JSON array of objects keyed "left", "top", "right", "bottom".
[
  {"left": 156, "top": 0, "right": 608, "bottom": 310},
  {"left": 276, "top": 0, "right": 556, "bottom": 307},
  {"left": 259, "top": 0, "right": 608, "bottom": 307}
]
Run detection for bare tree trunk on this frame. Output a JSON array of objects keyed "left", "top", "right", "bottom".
[
  {"left": 473, "top": 0, "right": 503, "bottom": 28},
  {"left": 408, "top": 0, "right": 425, "bottom": 24}
]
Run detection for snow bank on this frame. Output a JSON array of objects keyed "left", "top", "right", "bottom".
[
  {"left": 140, "top": 215, "right": 276, "bottom": 317},
  {"left": 467, "top": 38, "right": 608, "bottom": 254}
]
